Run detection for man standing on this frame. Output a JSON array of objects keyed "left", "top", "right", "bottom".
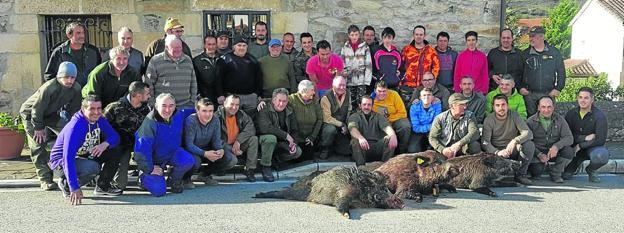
[
  {"left": 453, "top": 31, "right": 489, "bottom": 95},
  {"left": 183, "top": 99, "right": 237, "bottom": 188},
  {"left": 429, "top": 93, "right": 481, "bottom": 158},
  {"left": 487, "top": 28, "right": 523, "bottom": 92},
  {"left": 215, "top": 37, "right": 263, "bottom": 118},
  {"left": 526, "top": 96, "right": 574, "bottom": 183},
  {"left": 408, "top": 88, "right": 441, "bottom": 153},
  {"left": 363, "top": 26, "right": 380, "bottom": 63},
  {"left": 50, "top": 95, "right": 121, "bottom": 204},
  {"left": 372, "top": 81, "right": 411, "bottom": 154},
  {"left": 44, "top": 22, "right": 101, "bottom": 86},
  {"left": 216, "top": 95, "right": 259, "bottom": 182},
  {"left": 145, "top": 35, "right": 197, "bottom": 109},
  {"left": 288, "top": 80, "right": 323, "bottom": 159},
  {"left": 482, "top": 94, "right": 535, "bottom": 185},
  {"left": 247, "top": 21, "right": 269, "bottom": 59},
  {"left": 110, "top": 27, "right": 144, "bottom": 73},
  {"left": 134, "top": 93, "right": 195, "bottom": 196},
  {"left": 458, "top": 76, "right": 486, "bottom": 124},
  {"left": 144, "top": 17, "right": 192, "bottom": 73},
  {"left": 257, "top": 88, "right": 303, "bottom": 182},
  {"left": 374, "top": 27, "right": 402, "bottom": 90},
  {"left": 520, "top": 26, "right": 566, "bottom": 117},
  {"left": 193, "top": 34, "right": 220, "bottom": 104},
  {"left": 563, "top": 87, "right": 609, "bottom": 183},
  {"left": 103, "top": 81, "right": 151, "bottom": 191},
  {"left": 401, "top": 25, "right": 440, "bottom": 89},
  {"left": 486, "top": 75, "right": 527, "bottom": 119},
  {"left": 216, "top": 30, "right": 232, "bottom": 56},
  {"left": 292, "top": 33, "right": 317, "bottom": 84},
  {"left": 319, "top": 76, "right": 351, "bottom": 159},
  {"left": 306, "top": 40, "right": 344, "bottom": 96},
  {"left": 341, "top": 25, "right": 373, "bottom": 110},
  {"left": 259, "top": 39, "right": 297, "bottom": 97},
  {"left": 435, "top": 31, "right": 458, "bottom": 92},
  {"left": 20, "top": 62, "right": 82, "bottom": 190},
  {"left": 281, "top": 32, "right": 299, "bottom": 62},
  {"left": 410, "top": 72, "right": 451, "bottom": 110},
  {"left": 82, "top": 46, "right": 141, "bottom": 108},
  {"left": 348, "top": 96, "right": 398, "bottom": 166}
]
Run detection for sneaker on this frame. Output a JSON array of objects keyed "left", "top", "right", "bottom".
[
  {"left": 197, "top": 175, "right": 219, "bottom": 186},
  {"left": 58, "top": 179, "right": 70, "bottom": 198},
  {"left": 515, "top": 175, "right": 533, "bottom": 185},
  {"left": 550, "top": 175, "right": 564, "bottom": 183},
  {"left": 40, "top": 181, "right": 59, "bottom": 191},
  {"left": 244, "top": 170, "right": 256, "bottom": 183},
  {"left": 586, "top": 168, "right": 601, "bottom": 183},
  {"left": 262, "top": 166, "right": 274, "bottom": 182},
  {"left": 94, "top": 184, "right": 123, "bottom": 196},
  {"left": 170, "top": 180, "right": 184, "bottom": 193},
  {"left": 183, "top": 179, "right": 196, "bottom": 189},
  {"left": 562, "top": 172, "right": 573, "bottom": 180}
]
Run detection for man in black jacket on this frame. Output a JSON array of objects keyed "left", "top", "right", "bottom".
[
  {"left": 215, "top": 37, "right": 263, "bottom": 119},
  {"left": 193, "top": 34, "right": 219, "bottom": 104},
  {"left": 519, "top": 26, "right": 566, "bottom": 117},
  {"left": 563, "top": 87, "right": 609, "bottom": 183},
  {"left": 487, "top": 28, "right": 523, "bottom": 92},
  {"left": 44, "top": 22, "right": 101, "bottom": 86}
]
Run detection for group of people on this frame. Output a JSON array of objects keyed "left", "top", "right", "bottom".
[{"left": 18, "top": 17, "right": 609, "bottom": 205}]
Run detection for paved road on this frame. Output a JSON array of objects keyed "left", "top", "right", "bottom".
[{"left": 1, "top": 175, "right": 623, "bottom": 232}]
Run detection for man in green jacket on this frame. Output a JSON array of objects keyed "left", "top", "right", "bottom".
[
  {"left": 482, "top": 94, "right": 535, "bottom": 185},
  {"left": 288, "top": 80, "right": 323, "bottom": 160},
  {"left": 526, "top": 96, "right": 574, "bottom": 183},
  {"left": 348, "top": 96, "right": 398, "bottom": 166},
  {"left": 215, "top": 95, "right": 259, "bottom": 182},
  {"left": 20, "top": 62, "right": 82, "bottom": 190},
  {"left": 486, "top": 75, "right": 527, "bottom": 119},
  {"left": 257, "top": 88, "right": 302, "bottom": 182},
  {"left": 429, "top": 93, "right": 481, "bottom": 159},
  {"left": 82, "top": 46, "right": 141, "bottom": 108}
]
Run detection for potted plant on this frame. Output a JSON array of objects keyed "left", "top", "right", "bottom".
[{"left": 0, "top": 112, "right": 26, "bottom": 160}]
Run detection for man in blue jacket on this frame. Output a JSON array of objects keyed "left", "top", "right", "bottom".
[
  {"left": 408, "top": 88, "right": 441, "bottom": 153},
  {"left": 134, "top": 93, "right": 195, "bottom": 196},
  {"left": 49, "top": 95, "right": 121, "bottom": 205}
]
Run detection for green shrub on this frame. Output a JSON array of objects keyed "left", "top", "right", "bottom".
[
  {"left": 559, "top": 72, "right": 613, "bottom": 102},
  {"left": 0, "top": 112, "right": 25, "bottom": 133}
]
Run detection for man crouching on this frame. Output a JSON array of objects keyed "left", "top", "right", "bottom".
[
  {"left": 49, "top": 95, "right": 121, "bottom": 205},
  {"left": 134, "top": 93, "right": 195, "bottom": 196}
]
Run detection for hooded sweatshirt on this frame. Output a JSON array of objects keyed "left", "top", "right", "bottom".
[
  {"left": 453, "top": 48, "right": 489, "bottom": 95},
  {"left": 49, "top": 111, "right": 120, "bottom": 192}
]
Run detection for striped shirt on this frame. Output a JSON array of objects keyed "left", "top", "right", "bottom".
[{"left": 145, "top": 52, "right": 197, "bottom": 108}]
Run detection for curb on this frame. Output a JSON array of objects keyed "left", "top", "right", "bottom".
[{"left": 2, "top": 159, "right": 622, "bottom": 189}]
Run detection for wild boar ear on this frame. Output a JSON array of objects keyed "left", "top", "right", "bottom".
[{"left": 414, "top": 156, "right": 431, "bottom": 165}]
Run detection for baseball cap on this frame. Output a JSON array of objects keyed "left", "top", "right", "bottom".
[
  {"left": 268, "top": 39, "right": 282, "bottom": 47},
  {"left": 448, "top": 93, "right": 469, "bottom": 105}
]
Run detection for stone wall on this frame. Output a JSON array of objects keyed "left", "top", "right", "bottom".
[
  {"left": 555, "top": 101, "right": 624, "bottom": 142},
  {"left": 0, "top": 0, "right": 502, "bottom": 113}
]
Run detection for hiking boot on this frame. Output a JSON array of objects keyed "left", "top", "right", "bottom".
[
  {"left": 262, "top": 166, "right": 274, "bottom": 182},
  {"left": 197, "top": 174, "right": 218, "bottom": 186},
  {"left": 562, "top": 172, "right": 574, "bottom": 180},
  {"left": 58, "top": 179, "right": 70, "bottom": 198},
  {"left": 40, "top": 181, "right": 59, "bottom": 191},
  {"left": 586, "top": 167, "right": 601, "bottom": 183},
  {"left": 244, "top": 170, "right": 256, "bottom": 183},
  {"left": 170, "top": 180, "right": 184, "bottom": 193},
  {"left": 550, "top": 175, "right": 564, "bottom": 183},
  {"left": 94, "top": 184, "right": 123, "bottom": 196},
  {"left": 515, "top": 175, "right": 533, "bottom": 185},
  {"left": 183, "top": 178, "right": 196, "bottom": 189}
]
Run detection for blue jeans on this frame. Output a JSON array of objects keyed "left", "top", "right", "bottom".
[{"left": 565, "top": 146, "right": 609, "bottom": 174}]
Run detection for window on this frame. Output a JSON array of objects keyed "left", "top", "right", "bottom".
[
  {"left": 203, "top": 11, "right": 270, "bottom": 40},
  {"left": 41, "top": 15, "right": 113, "bottom": 61}
]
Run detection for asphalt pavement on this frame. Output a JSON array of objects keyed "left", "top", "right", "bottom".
[{"left": 1, "top": 174, "right": 623, "bottom": 232}]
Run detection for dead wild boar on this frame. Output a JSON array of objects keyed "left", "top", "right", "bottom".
[
  {"left": 446, "top": 153, "right": 520, "bottom": 197},
  {"left": 254, "top": 166, "right": 405, "bottom": 219}
]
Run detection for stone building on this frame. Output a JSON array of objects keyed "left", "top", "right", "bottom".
[{"left": 0, "top": 0, "right": 502, "bottom": 112}]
